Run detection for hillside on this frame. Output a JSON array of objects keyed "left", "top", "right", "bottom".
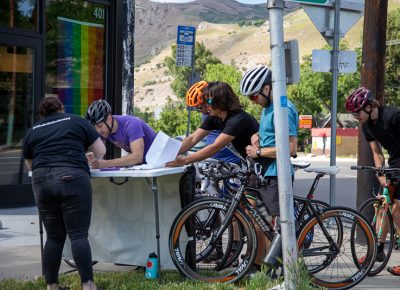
[
  {"left": 133, "top": 0, "right": 400, "bottom": 111},
  {"left": 135, "top": 0, "right": 298, "bottom": 62},
  {"left": 135, "top": 0, "right": 266, "bottom": 61}
]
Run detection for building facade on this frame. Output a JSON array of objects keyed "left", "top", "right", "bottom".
[{"left": 0, "top": 0, "right": 126, "bottom": 207}]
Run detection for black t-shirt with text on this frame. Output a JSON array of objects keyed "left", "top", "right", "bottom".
[
  {"left": 363, "top": 106, "right": 400, "bottom": 167},
  {"left": 200, "top": 110, "right": 259, "bottom": 158},
  {"left": 23, "top": 112, "right": 100, "bottom": 173}
]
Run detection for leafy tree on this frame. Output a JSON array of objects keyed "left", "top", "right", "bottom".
[
  {"left": 288, "top": 41, "right": 361, "bottom": 150},
  {"left": 147, "top": 98, "right": 202, "bottom": 137},
  {"left": 164, "top": 42, "right": 221, "bottom": 99},
  {"left": 288, "top": 41, "right": 361, "bottom": 118},
  {"left": 385, "top": 8, "right": 400, "bottom": 106}
]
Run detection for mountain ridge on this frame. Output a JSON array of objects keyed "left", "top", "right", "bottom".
[
  {"left": 135, "top": 0, "right": 298, "bottom": 63},
  {"left": 133, "top": 0, "right": 400, "bottom": 111}
]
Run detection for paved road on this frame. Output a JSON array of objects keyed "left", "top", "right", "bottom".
[{"left": 1, "top": 155, "right": 400, "bottom": 288}]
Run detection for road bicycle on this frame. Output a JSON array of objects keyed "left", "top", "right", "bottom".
[
  {"left": 352, "top": 165, "right": 400, "bottom": 276},
  {"left": 169, "top": 159, "right": 376, "bottom": 289},
  {"left": 192, "top": 158, "right": 332, "bottom": 268}
]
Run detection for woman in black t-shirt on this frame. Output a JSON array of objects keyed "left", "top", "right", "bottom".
[
  {"left": 166, "top": 81, "right": 258, "bottom": 167},
  {"left": 23, "top": 97, "right": 105, "bottom": 290}
]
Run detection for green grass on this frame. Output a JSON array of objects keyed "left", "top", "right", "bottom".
[
  {"left": 0, "top": 269, "right": 276, "bottom": 290},
  {"left": 0, "top": 260, "right": 325, "bottom": 290}
]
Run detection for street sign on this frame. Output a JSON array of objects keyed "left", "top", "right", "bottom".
[
  {"left": 302, "top": 0, "right": 364, "bottom": 46},
  {"left": 312, "top": 49, "right": 357, "bottom": 73},
  {"left": 299, "top": 115, "right": 313, "bottom": 129},
  {"left": 176, "top": 25, "right": 196, "bottom": 67},
  {"left": 286, "top": 0, "right": 329, "bottom": 5},
  {"left": 284, "top": 40, "right": 300, "bottom": 84}
]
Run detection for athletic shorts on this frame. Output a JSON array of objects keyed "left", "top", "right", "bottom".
[
  {"left": 257, "top": 176, "right": 295, "bottom": 217},
  {"left": 258, "top": 177, "right": 280, "bottom": 216}
]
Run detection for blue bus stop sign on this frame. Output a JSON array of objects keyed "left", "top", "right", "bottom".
[{"left": 176, "top": 26, "right": 196, "bottom": 67}]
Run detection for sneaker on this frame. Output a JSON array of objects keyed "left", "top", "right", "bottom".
[
  {"left": 246, "top": 264, "right": 261, "bottom": 278},
  {"left": 358, "top": 251, "right": 386, "bottom": 264},
  {"left": 376, "top": 251, "right": 386, "bottom": 262},
  {"left": 388, "top": 265, "right": 400, "bottom": 276}
]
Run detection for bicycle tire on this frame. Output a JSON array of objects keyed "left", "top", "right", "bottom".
[
  {"left": 357, "top": 197, "right": 394, "bottom": 276},
  {"left": 169, "top": 197, "right": 257, "bottom": 283},
  {"left": 298, "top": 206, "right": 376, "bottom": 290}
]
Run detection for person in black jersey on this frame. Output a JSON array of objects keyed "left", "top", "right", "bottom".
[
  {"left": 166, "top": 81, "right": 259, "bottom": 166},
  {"left": 345, "top": 87, "right": 400, "bottom": 276},
  {"left": 23, "top": 97, "right": 105, "bottom": 290}
]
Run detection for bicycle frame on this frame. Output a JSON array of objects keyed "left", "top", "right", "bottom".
[{"left": 207, "top": 170, "right": 342, "bottom": 261}]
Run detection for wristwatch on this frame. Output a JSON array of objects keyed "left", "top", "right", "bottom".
[{"left": 256, "top": 148, "right": 261, "bottom": 157}]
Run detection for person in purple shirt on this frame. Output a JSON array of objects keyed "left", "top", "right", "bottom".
[{"left": 86, "top": 100, "right": 156, "bottom": 169}]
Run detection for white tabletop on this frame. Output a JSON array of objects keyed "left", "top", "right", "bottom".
[{"left": 90, "top": 167, "right": 185, "bottom": 178}]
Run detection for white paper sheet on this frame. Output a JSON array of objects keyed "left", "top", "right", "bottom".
[{"left": 128, "top": 131, "right": 182, "bottom": 170}]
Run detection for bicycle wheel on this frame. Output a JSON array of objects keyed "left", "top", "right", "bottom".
[
  {"left": 357, "top": 197, "right": 394, "bottom": 276},
  {"left": 169, "top": 198, "right": 257, "bottom": 283},
  {"left": 294, "top": 197, "right": 331, "bottom": 249},
  {"left": 298, "top": 207, "right": 376, "bottom": 290}
]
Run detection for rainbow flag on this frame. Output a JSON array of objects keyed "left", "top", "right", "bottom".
[{"left": 57, "top": 17, "right": 104, "bottom": 115}]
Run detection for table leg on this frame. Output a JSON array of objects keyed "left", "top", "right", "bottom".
[{"left": 146, "top": 177, "right": 161, "bottom": 275}]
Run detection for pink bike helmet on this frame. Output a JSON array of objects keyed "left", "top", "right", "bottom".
[{"left": 345, "top": 87, "right": 374, "bottom": 113}]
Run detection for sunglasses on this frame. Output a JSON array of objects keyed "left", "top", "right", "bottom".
[
  {"left": 249, "top": 89, "right": 262, "bottom": 101},
  {"left": 205, "top": 98, "right": 213, "bottom": 105}
]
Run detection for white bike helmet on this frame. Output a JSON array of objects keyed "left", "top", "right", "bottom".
[{"left": 240, "top": 65, "right": 272, "bottom": 96}]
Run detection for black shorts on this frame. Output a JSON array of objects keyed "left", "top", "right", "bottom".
[
  {"left": 257, "top": 176, "right": 295, "bottom": 217},
  {"left": 258, "top": 177, "right": 280, "bottom": 216}
]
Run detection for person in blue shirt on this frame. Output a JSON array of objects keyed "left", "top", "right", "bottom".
[
  {"left": 241, "top": 64, "right": 298, "bottom": 218},
  {"left": 240, "top": 65, "right": 298, "bottom": 270}
]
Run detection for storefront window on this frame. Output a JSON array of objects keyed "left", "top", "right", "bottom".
[
  {"left": 0, "top": 44, "right": 33, "bottom": 185},
  {"left": 0, "top": 0, "right": 37, "bottom": 30},
  {"left": 45, "top": 0, "right": 106, "bottom": 115}
]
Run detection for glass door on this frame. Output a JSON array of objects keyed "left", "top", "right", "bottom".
[{"left": 0, "top": 33, "right": 42, "bottom": 204}]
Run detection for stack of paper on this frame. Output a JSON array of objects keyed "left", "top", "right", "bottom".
[{"left": 128, "top": 131, "right": 182, "bottom": 170}]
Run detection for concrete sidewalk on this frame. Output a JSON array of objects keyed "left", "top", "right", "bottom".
[
  {"left": 0, "top": 207, "right": 138, "bottom": 281},
  {"left": 1, "top": 205, "right": 400, "bottom": 288}
]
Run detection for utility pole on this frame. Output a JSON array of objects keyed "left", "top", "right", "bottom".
[
  {"left": 267, "top": 0, "right": 298, "bottom": 288},
  {"left": 357, "top": 0, "right": 388, "bottom": 209},
  {"left": 329, "top": 0, "right": 341, "bottom": 206}
]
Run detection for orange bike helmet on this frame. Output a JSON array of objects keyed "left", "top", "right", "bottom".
[{"left": 186, "top": 81, "right": 208, "bottom": 107}]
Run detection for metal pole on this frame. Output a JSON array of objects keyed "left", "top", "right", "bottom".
[
  {"left": 329, "top": 0, "right": 341, "bottom": 206},
  {"left": 122, "top": 0, "right": 135, "bottom": 115},
  {"left": 267, "top": 0, "right": 297, "bottom": 288},
  {"left": 186, "top": 65, "right": 195, "bottom": 137},
  {"left": 186, "top": 34, "right": 196, "bottom": 137}
]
